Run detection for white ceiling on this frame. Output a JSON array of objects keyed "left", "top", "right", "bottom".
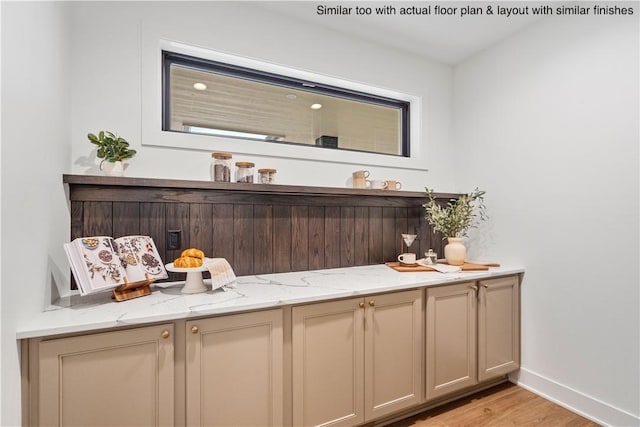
[{"left": 258, "top": 2, "right": 543, "bottom": 64}]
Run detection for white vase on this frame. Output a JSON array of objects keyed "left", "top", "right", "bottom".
[
  {"left": 100, "top": 160, "right": 125, "bottom": 177},
  {"left": 444, "top": 237, "right": 466, "bottom": 266}
]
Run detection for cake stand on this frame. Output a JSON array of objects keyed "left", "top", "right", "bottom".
[{"left": 165, "top": 263, "right": 209, "bottom": 294}]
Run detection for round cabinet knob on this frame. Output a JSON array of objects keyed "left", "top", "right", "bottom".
[
  {"left": 482, "top": 283, "right": 489, "bottom": 288},
  {"left": 161, "top": 330, "right": 170, "bottom": 339},
  {"left": 369, "top": 300, "right": 375, "bottom": 307},
  {"left": 191, "top": 326, "right": 199, "bottom": 334},
  {"left": 359, "top": 302, "right": 365, "bottom": 308},
  {"left": 471, "top": 285, "right": 478, "bottom": 291}
]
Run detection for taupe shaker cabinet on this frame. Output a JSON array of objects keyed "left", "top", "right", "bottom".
[
  {"left": 23, "top": 274, "right": 521, "bottom": 427},
  {"left": 292, "top": 289, "right": 423, "bottom": 426},
  {"left": 186, "top": 309, "right": 283, "bottom": 426},
  {"left": 34, "top": 323, "right": 175, "bottom": 426},
  {"left": 426, "top": 275, "right": 520, "bottom": 400}
]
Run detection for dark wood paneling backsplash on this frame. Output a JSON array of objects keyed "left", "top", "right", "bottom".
[{"left": 65, "top": 175, "right": 457, "bottom": 283}]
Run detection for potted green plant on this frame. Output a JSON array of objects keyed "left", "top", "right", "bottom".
[
  {"left": 87, "top": 131, "right": 136, "bottom": 177},
  {"left": 422, "top": 188, "right": 487, "bottom": 265}
]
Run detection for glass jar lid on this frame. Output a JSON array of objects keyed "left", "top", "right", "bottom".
[
  {"left": 212, "top": 152, "right": 232, "bottom": 159},
  {"left": 258, "top": 168, "right": 277, "bottom": 173},
  {"left": 235, "top": 161, "right": 255, "bottom": 168}
]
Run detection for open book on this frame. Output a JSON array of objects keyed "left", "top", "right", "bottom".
[{"left": 64, "top": 235, "right": 168, "bottom": 295}]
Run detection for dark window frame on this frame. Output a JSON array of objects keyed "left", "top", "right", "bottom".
[{"left": 162, "top": 50, "right": 411, "bottom": 157}]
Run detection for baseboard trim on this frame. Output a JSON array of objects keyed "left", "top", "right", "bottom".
[{"left": 511, "top": 368, "right": 639, "bottom": 427}]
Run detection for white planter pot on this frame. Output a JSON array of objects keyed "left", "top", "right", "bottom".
[
  {"left": 100, "top": 160, "right": 126, "bottom": 177},
  {"left": 444, "top": 237, "right": 466, "bottom": 265}
]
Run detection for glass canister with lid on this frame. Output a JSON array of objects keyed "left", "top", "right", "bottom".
[
  {"left": 258, "top": 168, "right": 277, "bottom": 184},
  {"left": 211, "top": 152, "right": 232, "bottom": 182},
  {"left": 235, "top": 161, "right": 255, "bottom": 183}
]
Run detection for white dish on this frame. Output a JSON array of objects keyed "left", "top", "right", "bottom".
[
  {"left": 165, "top": 262, "right": 208, "bottom": 273},
  {"left": 165, "top": 263, "right": 208, "bottom": 294}
]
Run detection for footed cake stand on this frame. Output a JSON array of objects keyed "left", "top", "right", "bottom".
[{"left": 165, "top": 263, "right": 209, "bottom": 294}]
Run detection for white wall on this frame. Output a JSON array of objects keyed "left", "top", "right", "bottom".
[
  {"left": 454, "top": 13, "right": 639, "bottom": 426},
  {"left": 1, "top": 2, "right": 455, "bottom": 424},
  {"left": 69, "top": 1, "right": 455, "bottom": 191},
  {"left": 3, "top": 1, "right": 638, "bottom": 425},
  {"left": 1, "top": 2, "right": 72, "bottom": 426}
]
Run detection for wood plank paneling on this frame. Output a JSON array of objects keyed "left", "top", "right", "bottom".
[
  {"left": 253, "top": 205, "right": 273, "bottom": 274},
  {"left": 273, "top": 205, "right": 292, "bottom": 273},
  {"left": 83, "top": 202, "right": 113, "bottom": 237},
  {"left": 64, "top": 174, "right": 458, "bottom": 201},
  {"left": 71, "top": 187, "right": 427, "bottom": 208},
  {"left": 112, "top": 202, "right": 140, "bottom": 237},
  {"left": 354, "top": 207, "right": 369, "bottom": 266},
  {"left": 340, "top": 207, "right": 355, "bottom": 267},
  {"left": 165, "top": 203, "right": 190, "bottom": 280},
  {"left": 395, "top": 207, "right": 409, "bottom": 255},
  {"left": 368, "top": 207, "right": 383, "bottom": 264},
  {"left": 291, "top": 206, "right": 309, "bottom": 271},
  {"left": 234, "top": 205, "right": 254, "bottom": 276},
  {"left": 408, "top": 206, "right": 422, "bottom": 258},
  {"left": 324, "top": 206, "right": 341, "bottom": 269},
  {"left": 140, "top": 203, "right": 166, "bottom": 260},
  {"left": 212, "top": 204, "right": 234, "bottom": 265},
  {"left": 70, "top": 202, "right": 84, "bottom": 240},
  {"left": 382, "top": 207, "right": 396, "bottom": 263},
  {"left": 189, "top": 204, "right": 213, "bottom": 259},
  {"left": 308, "top": 207, "right": 325, "bottom": 270},
  {"left": 67, "top": 178, "right": 457, "bottom": 286}
]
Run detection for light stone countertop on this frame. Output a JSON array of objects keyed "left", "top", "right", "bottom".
[{"left": 16, "top": 264, "right": 524, "bottom": 339}]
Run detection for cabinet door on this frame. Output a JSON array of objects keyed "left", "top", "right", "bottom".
[
  {"left": 365, "top": 289, "right": 423, "bottom": 420},
  {"left": 425, "top": 282, "right": 477, "bottom": 400},
  {"left": 478, "top": 276, "right": 520, "bottom": 382},
  {"left": 38, "top": 324, "right": 174, "bottom": 426},
  {"left": 186, "top": 309, "right": 283, "bottom": 427},
  {"left": 292, "top": 297, "right": 365, "bottom": 427}
]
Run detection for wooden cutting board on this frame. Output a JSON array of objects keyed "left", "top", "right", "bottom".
[{"left": 385, "top": 262, "right": 491, "bottom": 272}]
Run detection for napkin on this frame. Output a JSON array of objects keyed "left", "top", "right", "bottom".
[
  {"left": 203, "top": 258, "right": 237, "bottom": 290},
  {"left": 416, "top": 259, "right": 461, "bottom": 273}
]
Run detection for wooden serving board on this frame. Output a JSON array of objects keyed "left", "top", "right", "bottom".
[{"left": 385, "top": 262, "right": 491, "bottom": 272}]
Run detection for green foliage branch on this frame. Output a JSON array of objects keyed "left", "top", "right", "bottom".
[
  {"left": 87, "top": 131, "right": 137, "bottom": 162},
  {"left": 423, "top": 188, "right": 488, "bottom": 239}
]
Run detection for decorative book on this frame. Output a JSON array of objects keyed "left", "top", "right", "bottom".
[{"left": 64, "top": 235, "right": 167, "bottom": 296}]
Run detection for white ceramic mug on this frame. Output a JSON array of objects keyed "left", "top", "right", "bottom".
[
  {"left": 397, "top": 253, "right": 416, "bottom": 264},
  {"left": 385, "top": 180, "right": 402, "bottom": 190},
  {"left": 370, "top": 180, "right": 387, "bottom": 190}
]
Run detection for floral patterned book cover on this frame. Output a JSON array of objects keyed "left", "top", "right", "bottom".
[{"left": 63, "top": 235, "right": 168, "bottom": 295}]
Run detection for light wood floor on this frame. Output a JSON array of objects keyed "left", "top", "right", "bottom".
[{"left": 386, "top": 382, "right": 600, "bottom": 427}]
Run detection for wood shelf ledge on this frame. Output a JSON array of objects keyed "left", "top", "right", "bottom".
[{"left": 63, "top": 174, "right": 460, "bottom": 200}]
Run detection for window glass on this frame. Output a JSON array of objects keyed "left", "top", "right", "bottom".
[{"left": 163, "top": 52, "right": 410, "bottom": 157}]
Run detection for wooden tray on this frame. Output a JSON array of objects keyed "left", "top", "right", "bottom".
[{"left": 385, "top": 262, "right": 491, "bottom": 272}]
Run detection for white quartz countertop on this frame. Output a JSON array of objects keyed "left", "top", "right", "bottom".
[{"left": 17, "top": 264, "right": 524, "bottom": 339}]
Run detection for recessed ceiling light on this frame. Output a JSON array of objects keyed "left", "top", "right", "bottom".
[
  {"left": 310, "top": 103, "right": 323, "bottom": 110},
  {"left": 193, "top": 82, "right": 207, "bottom": 91},
  {"left": 286, "top": 93, "right": 297, "bottom": 99}
]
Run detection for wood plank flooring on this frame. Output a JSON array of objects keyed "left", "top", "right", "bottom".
[{"left": 386, "top": 382, "right": 600, "bottom": 427}]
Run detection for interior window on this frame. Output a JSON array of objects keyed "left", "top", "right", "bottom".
[{"left": 162, "top": 51, "right": 410, "bottom": 157}]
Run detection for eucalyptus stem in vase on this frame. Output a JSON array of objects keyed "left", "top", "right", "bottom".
[{"left": 422, "top": 188, "right": 488, "bottom": 265}]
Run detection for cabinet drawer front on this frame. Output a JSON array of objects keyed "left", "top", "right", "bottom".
[{"left": 38, "top": 324, "right": 174, "bottom": 427}]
